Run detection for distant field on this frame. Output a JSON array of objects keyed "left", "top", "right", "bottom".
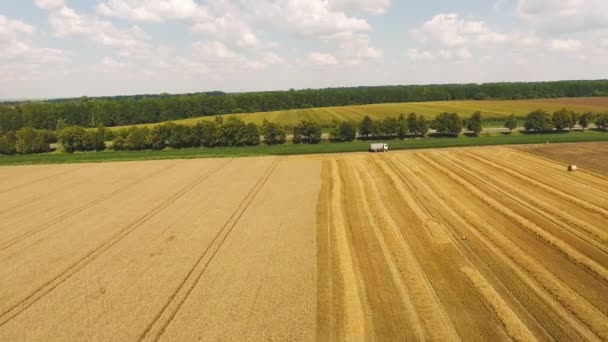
[{"left": 109, "top": 97, "right": 608, "bottom": 131}]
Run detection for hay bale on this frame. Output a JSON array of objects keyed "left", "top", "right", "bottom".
[{"left": 568, "top": 165, "right": 578, "bottom": 172}]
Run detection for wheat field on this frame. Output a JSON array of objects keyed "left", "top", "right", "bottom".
[{"left": 0, "top": 143, "right": 607, "bottom": 340}]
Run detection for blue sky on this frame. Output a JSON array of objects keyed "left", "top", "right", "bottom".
[{"left": 1, "top": 0, "right": 607, "bottom": 99}]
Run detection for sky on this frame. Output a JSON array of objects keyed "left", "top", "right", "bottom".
[{"left": 1, "top": 0, "right": 607, "bottom": 99}]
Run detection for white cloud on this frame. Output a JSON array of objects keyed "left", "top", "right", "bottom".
[
  {"left": 242, "top": 0, "right": 370, "bottom": 39},
  {"left": 328, "top": 0, "right": 391, "bottom": 15},
  {"left": 307, "top": 52, "right": 339, "bottom": 65},
  {"left": 407, "top": 48, "right": 433, "bottom": 61},
  {"left": 411, "top": 14, "right": 508, "bottom": 48},
  {"left": 0, "top": 15, "right": 36, "bottom": 38},
  {"left": 34, "top": 0, "right": 65, "bottom": 10},
  {"left": 192, "top": 40, "right": 240, "bottom": 60},
  {"left": 548, "top": 39, "right": 582, "bottom": 51},
  {"left": 0, "top": 15, "right": 69, "bottom": 85},
  {"left": 102, "top": 57, "right": 127, "bottom": 68},
  {"left": 337, "top": 34, "right": 383, "bottom": 62},
  {"left": 517, "top": 0, "right": 608, "bottom": 32},
  {"left": 262, "top": 52, "right": 283, "bottom": 65},
  {"left": 36, "top": 1, "right": 150, "bottom": 49},
  {"left": 96, "top": 0, "right": 207, "bottom": 22}
]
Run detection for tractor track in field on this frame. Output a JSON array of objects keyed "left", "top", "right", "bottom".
[
  {"left": 0, "top": 159, "right": 233, "bottom": 327},
  {"left": 463, "top": 151, "right": 608, "bottom": 218},
  {"left": 0, "top": 164, "right": 91, "bottom": 194},
  {"left": 424, "top": 153, "right": 608, "bottom": 284},
  {"left": 0, "top": 162, "right": 179, "bottom": 252},
  {"left": 139, "top": 158, "right": 280, "bottom": 342},
  {"left": 415, "top": 153, "right": 608, "bottom": 339},
  {"left": 449, "top": 152, "right": 608, "bottom": 251},
  {"left": 385, "top": 155, "right": 548, "bottom": 341},
  {"left": 354, "top": 158, "right": 457, "bottom": 340},
  {"left": 396, "top": 153, "right": 598, "bottom": 339}
]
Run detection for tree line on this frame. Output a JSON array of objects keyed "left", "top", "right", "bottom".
[
  {"left": 0, "top": 111, "right": 606, "bottom": 155},
  {"left": 1, "top": 80, "right": 608, "bottom": 130}
]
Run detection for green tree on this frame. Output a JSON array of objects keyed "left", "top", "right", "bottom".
[
  {"left": 293, "top": 120, "right": 322, "bottom": 144},
  {"left": 596, "top": 114, "right": 608, "bottom": 130},
  {"left": 329, "top": 120, "right": 357, "bottom": 142},
  {"left": 579, "top": 112, "right": 592, "bottom": 131},
  {"left": 262, "top": 120, "right": 287, "bottom": 145},
  {"left": 433, "top": 112, "right": 462, "bottom": 135},
  {"left": 379, "top": 117, "right": 399, "bottom": 138},
  {"left": 467, "top": 111, "right": 483, "bottom": 136},
  {"left": 552, "top": 108, "right": 573, "bottom": 131},
  {"left": 397, "top": 114, "right": 408, "bottom": 139},
  {"left": 504, "top": 114, "right": 518, "bottom": 133},
  {"left": 417, "top": 115, "right": 428, "bottom": 137},
  {"left": 359, "top": 116, "right": 375, "bottom": 138},
  {"left": 407, "top": 112, "right": 418, "bottom": 137},
  {"left": 569, "top": 111, "right": 579, "bottom": 130},
  {"left": 525, "top": 109, "right": 553, "bottom": 132}
]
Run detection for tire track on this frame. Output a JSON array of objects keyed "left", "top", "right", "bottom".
[
  {"left": 0, "top": 162, "right": 179, "bottom": 252},
  {"left": 396, "top": 154, "right": 597, "bottom": 339},
  {"left": 464, "top": 151, "right": 608, "bottom": 218},
  {"left": 139, "top": 158, "right": 280, "bottom": 342},
  {"left": 445, "top": 152, "right": 608, "bottom": 252},
  {"left": 425, "top": 153, "right": 608, "bottom": 284},
  {"left": 323, "top": 159, "right": 366, "bottom": 340},
  {"left": 379, "top": 155, "right": 540, "bottom": 339},
  {"left": 0, "top": 159, "right": 233, "bottom": 327},
  {"left": 354, "top": 158, "right": 458, "bottom": 340},
  {"left": 386, "top": 155, "right": 553, "bottom": 339},
  {"left": 316, "top": 160, "right": 337, "bottom": 340},
  {"left": 460, "top": 267, "right": 537, "bottom": 342},
  {"left": 0, "top": 164, "right": 91, "bottom": 194},
  {"left": 415, "top": 153, "right": 608, "bottom": 339}
]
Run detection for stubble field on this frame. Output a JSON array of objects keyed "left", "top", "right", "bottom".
[{"left": 0, "top": 143, "right": 607, "bottom": 340}]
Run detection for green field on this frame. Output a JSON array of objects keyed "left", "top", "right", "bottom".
[
  {"left": 108, "top": 97, "right": 608, "bottom": 131},
  {"left": 2, "top": 130, "right": 607, "bottom": 166}
]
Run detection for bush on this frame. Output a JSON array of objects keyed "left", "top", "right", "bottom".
[
  {"left": 197, "top": 121, "right": 219, "bottom": 147},
  {"left": 0, "top": 131, "right": 17, "bottom": 154},
  {"left": 293, "top": 120, "right": 322, "bottom": 144},
  {"left": 15, "top": 127, "right": 52, "bottom": 154},
  {"left": 125, "top": 127, "right": 150, "bottom": 150},
  {"left": 262, "top": 120, "right": 287, "bottom": 145}
]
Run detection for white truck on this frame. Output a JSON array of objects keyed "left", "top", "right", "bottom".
[{"left": 369, "top": 143, "right": 388, "bottom": 152}]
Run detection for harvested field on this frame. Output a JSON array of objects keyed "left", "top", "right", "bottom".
[
  {"left": 1, "top": 143, "right": 607, "bottom": 340},
  {"left": 518, "top": 141, "right": 608, "bottom": 174},
  {"left": 317, "top": 145, "right": 608, "bottom": 340}
]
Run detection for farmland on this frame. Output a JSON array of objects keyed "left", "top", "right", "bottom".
[
  {"left": 0, "top": 143, "right": 607, "bottom": 340},
  {"left": 109, "top": 97, "right": 608, "bottom": 130}
]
